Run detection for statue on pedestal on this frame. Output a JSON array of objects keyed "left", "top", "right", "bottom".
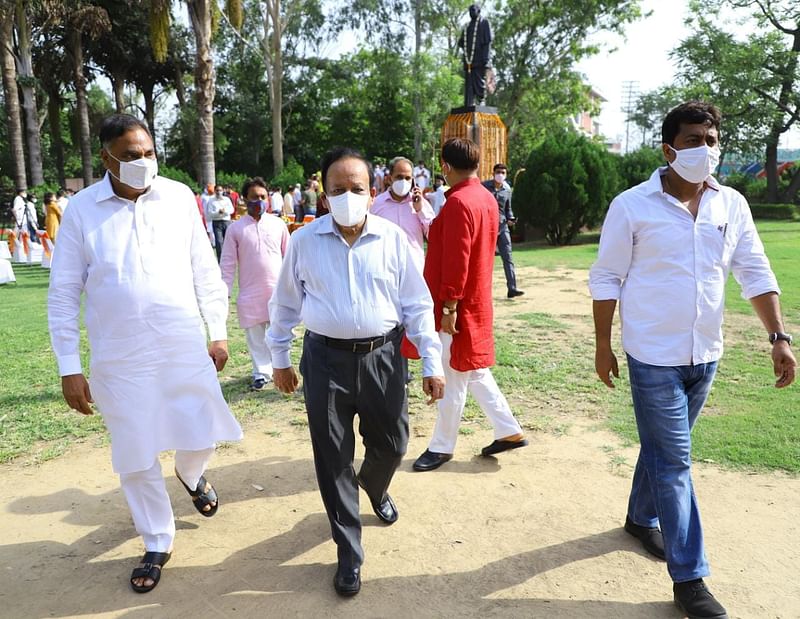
[{"left": 457, "top": 3, "right": 493, "bottom": 108}]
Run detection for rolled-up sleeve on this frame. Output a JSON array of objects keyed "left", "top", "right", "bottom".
[
  {"left": 48, "top": 205, "right": 88, "bottom": 376},
  {"left": 731, "top": 197, "right": 780, "bottom": 300},
  {"left": 589, "top": 199, "right": 633, "bottom": 301},
  {"left": 189, "top": 198, "right": 229, "bottom": 341},
  {"left": 398, "top": 240, "right": 443, "bottom": 377},
  {"left": 267, "top": 236, "right": 304, "bottom": 369}
]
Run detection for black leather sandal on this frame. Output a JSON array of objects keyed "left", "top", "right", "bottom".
[
  {"left": 130, "top": 551, "right": 171, "bottom": 593},
  {"left": 176, "top": 472, "right": 218, "bottom": 517}
]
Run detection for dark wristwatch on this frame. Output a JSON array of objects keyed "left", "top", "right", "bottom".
[{"left": 769, "top": 332, "right": 793, "bottom": 345}]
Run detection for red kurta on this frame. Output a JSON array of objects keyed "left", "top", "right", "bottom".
[{"left": 424, "top": 177, "right": 498, "bottom": 371}]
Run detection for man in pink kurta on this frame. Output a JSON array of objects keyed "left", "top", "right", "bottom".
[{"left": 220, "top": 177, "right": 290, "bottom": 390}]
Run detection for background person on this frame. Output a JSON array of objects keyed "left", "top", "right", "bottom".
[{"left": 483, "top": 163, "right": 524, "bottom": 298}]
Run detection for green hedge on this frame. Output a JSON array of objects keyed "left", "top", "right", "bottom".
[{"left": 749, "top": 203, "right": 799, "bottom": 220}]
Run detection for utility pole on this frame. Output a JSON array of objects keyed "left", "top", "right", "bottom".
[{"left": 620, "top": 80, "right": 640, "bottom": 154}]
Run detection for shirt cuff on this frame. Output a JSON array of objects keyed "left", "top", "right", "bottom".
[
  {"left": 207, "top": 322, "right": 228, "bottom": 341},
  {"left": 588, "top": 283, "right": 621, "bottom": 301},
  {"left": 422, "top": 356, "right": 444, "bottom": 378},
  {"left": 57, "top": 354, "right": 83, "bottom": 377},
  {"left": 271, "top": 349, "right": 292, "bottom": 370},
  {"left": 742, "top": 281, "right": 781, "bottom": 301}
]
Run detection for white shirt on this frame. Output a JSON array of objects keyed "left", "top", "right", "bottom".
[
  {"left": 57, "top": 196, "right": 69, "bottom": 212},
  {"left": 267, "top": 214, "right": 443, "bottom": 377},
  {"left": 270, "top": 191, "right": 283, "bottom": 214},
  {"left": 48, "top": 174, "right": 241, "bottom": 473},
  {"left": 589, "top": 168, "right": 780, "bottom": 366},
  {"left": 206, "top": 195, "right": 234, "bottom": 221},
  {"left": 12, "top": 195, "right": 26, "bottom": 227},
  {"left": 413, "top": 165, "right": 430, "bottom": 189},
  {"left": 429, "top": 186, "right": 447, "bottom": 216}
]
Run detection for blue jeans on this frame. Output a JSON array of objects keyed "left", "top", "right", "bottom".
[{"left": 626, "top": 354, "right": 718, "bottom": 583}]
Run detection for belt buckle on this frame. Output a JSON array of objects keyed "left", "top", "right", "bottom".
[
  {"left": 352, "top": 342, "right": 358, "bottom": 353},
  {"left": 369, "top": 339, "right": 375, "bottom": 352}
]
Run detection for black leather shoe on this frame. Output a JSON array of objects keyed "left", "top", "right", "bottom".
[
  {"left": 507, "top": 289, "right": 525, "bottom": 299},
  {"left": 356, "top": 475, "right": 398, "bottom": 524},
  {"left": 334, "top": 565, "right": 361, "bottom": 597},
  {"left": 481, "top": 438, "right": 528, "bottom": 456},
  {"left": 412, "top": 449, "right": 452, "bottom": 472},
  {"left": 624, "top": 516, "right": 666, "bottom": 561},
  {"left": 673, "top": 579, "right": 728, "bottom": 618}
]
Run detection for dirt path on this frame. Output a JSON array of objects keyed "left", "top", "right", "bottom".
[{"left": 2, "top": 266, "right": 798, "bottom": 619}]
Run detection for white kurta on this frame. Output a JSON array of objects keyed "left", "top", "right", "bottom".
[{"left": 48, "top": 174, "right": 243, "bottom": 474}]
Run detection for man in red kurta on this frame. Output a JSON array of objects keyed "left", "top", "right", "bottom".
[{"left": 413, "top": 138, "right": 527, "bottom": 472}]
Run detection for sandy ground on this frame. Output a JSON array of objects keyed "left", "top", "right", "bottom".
[{"left": 2, "top": 266, "right": 799, "bottom": 619}]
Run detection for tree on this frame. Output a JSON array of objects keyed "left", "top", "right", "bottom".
[
  {"left": 0, "top": 0, "right": 26, "bottom": 190},
  {"left": 186, "top": 0, "right": 217, "bottom": 185},
  {"left": 490, "top": 0, "right": 644, "bottom": 168},
  {"left": 514, "top": 129, "right": 621, "bottom": 245},
  {"left": 670, "top": 0, "right": 800, "bottom": 203},
  {"left": 618, "top": 146, "right": 663, "bottom": 190},
  {"left": 13, "top": 0, "right": 44, "bottom": 185}
]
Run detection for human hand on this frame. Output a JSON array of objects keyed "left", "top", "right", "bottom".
[
  {"left": 208, "top": 340, "right": 229, "bottom": 372},
  {"left": 62, "top": 374, "right": 94, "bottom": 415},
  {"left": 441, "top": 312, "right": 459, "bottom": 335},
  {"left": 422, "top": 375, "right": 445, "bottom": 405},
  {"left": 595, "top": 345, "right": 619, "bottom": 388},
  {"left": 411, "top": 187, "right": 422, "bottom": 210},
  {"left": 772, "top": 342, "right": 796, "bottom": 388},
  {"left": 273, "top": 367, "right": 299, "bottom": 394}
]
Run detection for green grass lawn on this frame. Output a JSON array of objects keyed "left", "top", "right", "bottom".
[{"left": 1, "top": 221, "right": 798, "bottom": 472}]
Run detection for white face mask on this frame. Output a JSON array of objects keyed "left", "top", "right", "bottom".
[
  {"left": 391, "top": 179, "right": 412, "bottom": 197},
  {"left": 494, "top": 172, "right": 506, "bottom": 184},
  {"left": 327, "top": 191, "right": 370, "bottom": 227},
  {"left": 108, "top": 152, "right": 158, "bottom": 190},
  {"left": 668, "top": 144, "right": 720, "bottom": 184}
]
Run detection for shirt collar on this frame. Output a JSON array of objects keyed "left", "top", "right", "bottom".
[
  {"left": 96, "top": 171, "right": 158, "bottom": 203},
  {"left": 445, "top": 176, "right": 480, "bottom": 197},
  {"left": 647, "top": 166, "right": 721, "bottom": 196},
  {"left": 314, "top": 212, "right": 383, "bottom": 239}
]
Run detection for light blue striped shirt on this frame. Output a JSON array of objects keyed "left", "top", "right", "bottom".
[{"left": 267, "top": 213, "right": 443, "bottom": 377}]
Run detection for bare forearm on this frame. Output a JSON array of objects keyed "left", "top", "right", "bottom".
[
  {"left": 593, "top": 299, "right": 617, "bottom": 348},
  {"left": 749, "top": 291, "right": 785, "bottom": 334}
]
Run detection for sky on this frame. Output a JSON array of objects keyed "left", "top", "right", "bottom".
[{"left": 576, "top": 0, "right": 800, "bottom": 150}]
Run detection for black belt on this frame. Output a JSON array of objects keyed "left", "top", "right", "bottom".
[{"left": 306, "top": 325, "right": 403, "bottom": 353}]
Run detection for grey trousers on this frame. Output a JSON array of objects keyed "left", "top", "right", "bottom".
[
  {"left": 299, "top": 329, "right": 409, "bottom": 568},
  {"left": 497, "top": 223, "right": 517, "bottom": 292}
]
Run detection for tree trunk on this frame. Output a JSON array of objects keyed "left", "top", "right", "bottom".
[
  {"left": 141, "top": 82, "right": 156, "bottom": 147},
  {"left": 187, "top": 0, "right": 215, "bottom": 186},
  {"left": 111, "top": 71, "right": 125, "bottom": 112},
  {"left": 70, "top": 28, "right": 94, "bottom": 188},
  {"left": 46, "top": 88, "right": 66, "bottom": 187},
  {"left": 14, "top": 1, "right": 43, "bottom": 186},
  {"left": 268, "top": 0, "right": 283, "bottom": 175},
  {"left": 0, "top": 9, "right": 27, "bottom": 190},
  {"left": 782, "top": 168, "right": 800, "bottom": 203},
  {"left": 412, "top": 0, "right": 422, "bottom": 162}
]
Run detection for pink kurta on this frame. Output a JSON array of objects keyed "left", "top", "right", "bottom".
[
  {"left": 220, "top": 214, "right": 289, "bottom": 328},
  {"left": 370, "top": 191, "right": 434, "bottom": 269}
]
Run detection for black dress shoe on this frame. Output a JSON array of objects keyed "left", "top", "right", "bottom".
[
  {"left": 334, "top": 565, "right": 361, "bottom": 596},
  {"left": 356, "top": 475, "right": 398, "bottom": 524},
  {"left": 412, "top": 449, "right": 452, "bottom": 472},
  {"left": 624, "top": 516, "right": 666, "bottom": 561},
  {"left": 481, "top": 438, "right": 528, "bottom": 456},
  {"left": 673, "top": 579, "right": 728, "bottom": 618},
  {"left": 507, "top": 289, "right": 525, "bottom": 299}
]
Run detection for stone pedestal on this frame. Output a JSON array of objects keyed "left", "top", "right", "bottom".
[{"left": 441, "top": 105, "right": 507, "bottom": 181}]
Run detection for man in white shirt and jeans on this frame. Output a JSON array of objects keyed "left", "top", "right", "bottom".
[
  {"left": 590, "top": 101, "right": 796, "bottom": 619},
  {"left": 206, "top": 184, "right": 234, "bottom": 260}
]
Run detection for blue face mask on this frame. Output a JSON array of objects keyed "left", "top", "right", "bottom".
[{"left": 247, "top": 199, "right": 267, "bottom": 215}]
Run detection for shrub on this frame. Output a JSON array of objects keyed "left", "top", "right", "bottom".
[
  {"left": 618, "top": 146, "right": 664, "bottom": 190},
  {"left": 158, "top": 165, "right": 197, "bottom": 190},
  {"left": 514, "top": 130, "right": 622, "bottom": 245},
  {"left": 748, "top": 203, "right": 799, "bottom": 220},
  {"left": 216, "top": 171, "right": 249, "bottom": 193},
  {"left": 270, "top": 157, "right": 306, "bottom": 191}
]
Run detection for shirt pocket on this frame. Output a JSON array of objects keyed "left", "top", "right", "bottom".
[
  {"left": 365, "top": 269, "right": 397, "bottom": 310},
  {"left": 699, "top": 219, "right": 735, "bottom": 273}
]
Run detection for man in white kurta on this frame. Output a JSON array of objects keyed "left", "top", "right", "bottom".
[{"left": 48, "top": 114, "right": 242, "bottom": 593}]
